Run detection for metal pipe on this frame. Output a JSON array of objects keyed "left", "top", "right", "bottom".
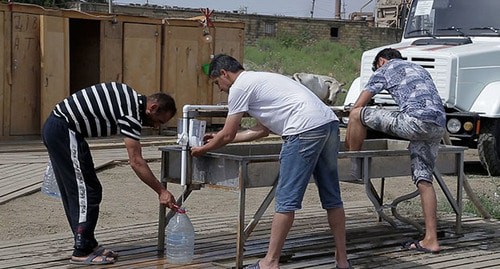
[
  {"left": 335, "top": 0, "right": 342, "bottom": 19},
  {"left": 180, "top": 105, "right": 228, "bottom": 186},
  {"left": 108, "top": 0, "right": 112, "bottom": 14}
]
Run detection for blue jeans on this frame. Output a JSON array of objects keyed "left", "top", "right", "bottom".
[{"left": 275, "top": 121, "right": 342, "bottom": 212}]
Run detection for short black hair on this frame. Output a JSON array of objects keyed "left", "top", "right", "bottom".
[
  {"left": 372, "top": 48, "right": 403, "bottom": 71},
  {"left": 148, "top": 93, "right": 177, "bottom": 116},
  {"left": 208, "top": 54, "right": 244, "bottom": 78}
]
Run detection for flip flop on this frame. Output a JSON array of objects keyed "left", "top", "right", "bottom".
[
  {"left": 244, "top": 260, "right": 261, "bottom": 269},
  {"left": 70, "top": 250, "right": 116, "bottom": 265},
  {"left": 94, "top": 245, "right": 119, "bottom": 258},
  {"left": 336, "top": 259, "right": 352, "bottom": 269},
  {"left": 402, "top": 240, "right": 440, "bottom": 254}
]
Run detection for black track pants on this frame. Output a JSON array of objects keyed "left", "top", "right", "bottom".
[{"left": 42, "top": 114, "right": 102, "bottom": 256}]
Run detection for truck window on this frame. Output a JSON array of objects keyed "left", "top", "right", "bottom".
[{"left": 405, "top": 0, "right": 500, "bottom": 38}]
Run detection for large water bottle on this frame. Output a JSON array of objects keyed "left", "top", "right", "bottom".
[
  {"left": 165, "top": 207, "right": 195, "bottom": 264},
  {"left": 41, "top": 160, "right": 61, "bottom": 198}
]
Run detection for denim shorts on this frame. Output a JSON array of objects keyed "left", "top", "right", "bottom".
[
  {"left": 361, "top": 107, "right": 445, "bottom": 185},
  {"left": 275, "top": 121, "right": 343, "bottom": 213}
]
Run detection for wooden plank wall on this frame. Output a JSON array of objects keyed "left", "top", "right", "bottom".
[
  {"left": 100, "top": 20, "right": 123, "bottom": 83},
  {"left": 10, "top": 12, "right": 41, "bottom": 135},
  {"left": 0, "top": 8, "right": 5, "bottom": 137},
  {"left": 212, "top": 26, "right": 245, "bottom": 105},
  {"left": 161, "top": 20, "right": 245, "bottom": 127},
  {"left": 0, "top": 3, "right": 245, "bottom": 140},
  {"left": 123, "top": 22, "right": 162, "bottom": 96},
  {"left": 39, "top": 15, "right": 70, "bottom": 128},
  {"left": 162, "top": 23, "right": 204, "bottom": 114}
]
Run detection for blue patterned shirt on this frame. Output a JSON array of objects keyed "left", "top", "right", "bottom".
[{"left": 365, "top": 59, "right": 446, "bottom": 127}]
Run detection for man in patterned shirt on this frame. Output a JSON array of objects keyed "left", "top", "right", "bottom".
[
  {"left": 42, "top": 82, "right": 177, "bottom": 265},
  {"left": 346, "top": 48, "right": 446, "bottom": 254}
]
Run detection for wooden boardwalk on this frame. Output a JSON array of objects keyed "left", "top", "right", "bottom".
[
  {"left": 0, "top": 202, "right": 499, "bottom": 269},
  {"left": 1, "top": 137, "right": 499, "bottom": 268}
]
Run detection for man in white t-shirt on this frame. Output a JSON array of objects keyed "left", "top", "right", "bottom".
[{"left": 191, "top": 54, "right": 350, "bottom": 269}]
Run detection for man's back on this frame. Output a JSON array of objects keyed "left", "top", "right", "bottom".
[
  {"left": 228, "top": 71, "right": 338, "bottom": 136},
  {"left": 53, "top": 82, "right": 145, "bottom": 139},
  {"left": 365, "top": 59, "right": 446, "bottom": 126}
]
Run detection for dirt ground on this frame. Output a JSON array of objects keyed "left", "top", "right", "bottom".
[{"left": 0, "top": 148, "right": 498, "bottom": 243}]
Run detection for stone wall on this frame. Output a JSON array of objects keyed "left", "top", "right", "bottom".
[{"left": 73, "top": 2, "right": 402, "bottom": 50}]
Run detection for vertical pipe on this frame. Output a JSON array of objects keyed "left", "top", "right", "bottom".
[
  {"left": 108, "top": 0, "right": 112, "bottom": 14},
  {"left": 180, "top": 105, "right": 228, "bottom": 187},
  {"left": 310, "top": 0, "right": 316, "bottom": 18},
  {"left": 181, "top": 115, "right": 189, "bottom": 186},
  {"left": 335, "top": 0, "right": 342, "bottom": 19}
]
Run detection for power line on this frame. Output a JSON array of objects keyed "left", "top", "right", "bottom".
[{"left": 310, "top": 0, "right": 316, "bottom": 18}]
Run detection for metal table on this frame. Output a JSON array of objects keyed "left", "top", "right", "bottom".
[{"left": 157, "top": 139, "right": 465, "bottom": 268}]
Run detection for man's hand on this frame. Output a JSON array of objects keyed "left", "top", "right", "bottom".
[
  {"left": 159, "top": 189, "right": 176, "bottom": 209},
  {"left": 203, "top": 133, "right": 215, "bottom": 143},
  {"left": 190, "top": 146, "right": 205, "bottom": 157}
]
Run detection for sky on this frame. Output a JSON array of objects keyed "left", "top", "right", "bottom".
[{"left": 114, "top": 0, "right": 377, "bottom": 19}]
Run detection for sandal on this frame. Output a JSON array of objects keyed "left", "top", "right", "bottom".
[
  {"left": 336, "top": 259, "right": 352, "bottom": 269},
  {"left": 70, "top": 247, "right": 116, "bottom": 265},
  {"left": 94, "top": 245, "right": 119, "bottom": 258},
  {"left": 244, "top": 260, "right": 260, "bottom": 269},
  {"left": 402, "top": 240, "right": 440, "bottom": 254}
]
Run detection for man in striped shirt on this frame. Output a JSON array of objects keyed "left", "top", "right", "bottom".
[{"left": 42, "top": 82, "right": 177, "bottom": 265}]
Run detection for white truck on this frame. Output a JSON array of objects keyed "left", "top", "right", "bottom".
[{"left": 344, "top": 0, "right": 500, "bottom": 176}]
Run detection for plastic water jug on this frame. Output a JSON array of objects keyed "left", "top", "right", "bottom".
[
  {"left": 41, "top": 160, "right": 61, "bottom": 198},
  {"left": 165, "top": 207, "right": 195, "bottom": 264}
]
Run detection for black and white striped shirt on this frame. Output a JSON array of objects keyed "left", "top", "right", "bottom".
[{"left": 53, "top": 82, "right": 147, "bottom": 140}]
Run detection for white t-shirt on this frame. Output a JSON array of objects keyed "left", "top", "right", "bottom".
[{"left": 228, "top": 71, "right": 338, "bottom": 136}]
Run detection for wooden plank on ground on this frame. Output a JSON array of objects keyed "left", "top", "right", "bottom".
[
  {"left": 0, "top": 145, "right": 162, "bottom": 204},
  {"left": 0, "top": 205, "right": 499, "bottom": 269}
]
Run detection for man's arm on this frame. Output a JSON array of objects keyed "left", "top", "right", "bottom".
[
  {"left": 232, "top": 120, "right": 270, "bottom": 143},
  {"left": 191, "top": 112, "right": 246, "bottom": 157},
  {"left": 353, "top": 90, "right": 374, "bottom": 109},
  {"left": 124, "top": 137, "right": 176, "bottom": 208}
]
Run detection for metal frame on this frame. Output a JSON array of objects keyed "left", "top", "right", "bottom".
[{"left": 156, "top": 107, "right": 466, "bottom": 268}]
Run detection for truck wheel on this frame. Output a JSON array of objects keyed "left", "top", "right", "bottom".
[{"left": 478, "top": 121, "right": 500, "bottom": 176}]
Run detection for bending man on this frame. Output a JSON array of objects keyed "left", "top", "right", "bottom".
[
  {"left": 42, "top": 82, "right": 177, "bottom": 265},
  {"left": 346, "top": 48, "right": 446, "bottom": 254},
  {"left": 191, "top": 54, "right": 349, "bottom": 269}
]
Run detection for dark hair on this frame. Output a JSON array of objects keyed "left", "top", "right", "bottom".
[
  {"left": 372, "top": 48, "right": 403, "bottom": 71},
  {"left": 208, "top": 54, "right": 244, "bottom": 78},
  {"left": 148, "top": 93, "right": 177, "bottom": 116}
]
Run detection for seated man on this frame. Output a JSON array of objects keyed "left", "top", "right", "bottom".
[{"left": 346, "top": 48, "right": 446, "bottom": 254}]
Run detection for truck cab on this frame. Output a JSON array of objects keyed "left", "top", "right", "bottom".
[{"left": 344, "top": 0, "right": 500, "bottom": 175}]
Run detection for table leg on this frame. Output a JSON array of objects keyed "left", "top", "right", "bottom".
[
  {"left": 236, "top": 165, "right": 248, "bottom": 269},
  {"left": 244, "top": 175, "right": 279, "bottom": 238},
  {"left": 362, "top": 157, "right": 398, "bottom": 228}
]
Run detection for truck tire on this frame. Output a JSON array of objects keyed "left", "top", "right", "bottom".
[{"left": 478, "top": 120, "right": 500, "bottom": 176}]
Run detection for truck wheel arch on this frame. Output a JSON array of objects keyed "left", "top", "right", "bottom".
[{"left": 470, "top": 81, "right": 500, "bottom": 116}]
